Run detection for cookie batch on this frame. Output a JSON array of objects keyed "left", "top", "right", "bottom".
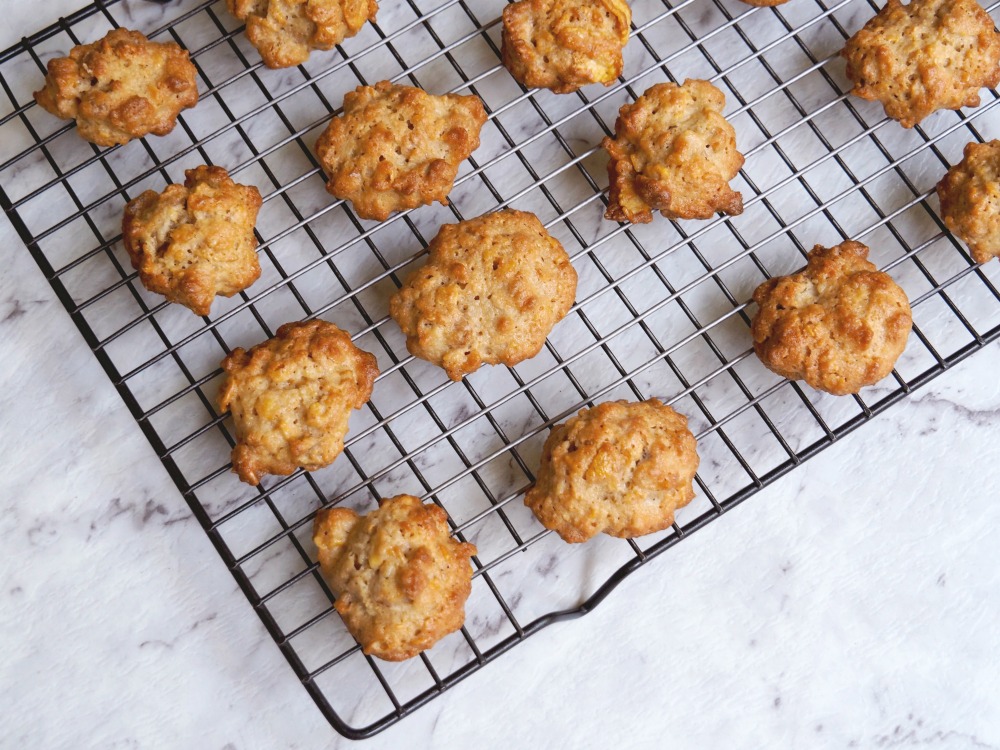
[{"left": 30, "top": 0, "right": 1000, "bottom": 661}]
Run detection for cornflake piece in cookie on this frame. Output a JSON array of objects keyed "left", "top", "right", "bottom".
[
  {"left": 313, "top": 494, "right": 477, "bottom": 661},
  {"left": 33, "top": 28, "right": 198, "bottom": 147},
  {"left": 602, "top": 79, "right": 744, "bottom": 223},
  {"left": 936, "top": 140, "right": 1000, "bottom": 264},
  {"left": 751, "top": 241, "right": 913, "bottom": 395},
  {"left": 524, "top": 399, "right": 699, "bottom": 544},
  {"left": 315, "top": 81, "right": 487, "bottom": 221},
  {"left": 841, "top": 0, "right": 1000, "bottom": 128},
  {"left": 218, "top": 320, "right": 378, "bottom": 485},
  {"left": 501, "top": 0, "right": 631, "bottom": 94},
  {"left": 388, "top": 210, "right": 578, "bottom": 381},
  {"left": 226, "top": 0, "right": 378, "bottom": 69},
  {"left": 122, "top": 166, "right": 263, "bottom": 316}
]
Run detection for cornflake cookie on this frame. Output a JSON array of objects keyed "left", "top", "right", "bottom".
[
  {"left": 313, "top": 494, "right": 477, "bottom": 661},
  {"left": 388, "top": 210, "right": 578, "bottom": 381},
  {"left": 841, "top": 0, "right": 1000, "bottom": 128},
  {"left": 123, "top": 166, "right": 263, "bottom": 316},
  {"left": 740, "top": 0, "right": 789, "bottom": 6},
  {"left": 936, "top": 140, "right": 1000, "bottom": 264},
  {"left": 602, "top": 79, "right": 744, "bottom": 223},
  {"left": 751, "top": 241, "right": 913, "bottom": 395},
  {"left": 315, "top": 81, "right": 487, "bottom": 221},
  {"left": 226, "top": 0, "right": 378, "bottom": 69},
  {"left": 501, "top": 0, "right": 631, "bottom": 94},
  {"left": 524, "top": 399, "right": 699, "bottom": 544},
  {"left": 33, "top": 28, "right": 198, "bottom": 147},
  {"left": 218, "top": 320, "right": 378, "bottom": 485}
]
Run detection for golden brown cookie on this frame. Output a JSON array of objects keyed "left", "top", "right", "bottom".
[
  {"left": 122, "top": 166, "right": 263, "bottom": 316},
  {"left": 751, "top": 241, "right": 913, "bottom": 395},
  {"left": 226, "top": 0, "right": 378, "bottom": 69},
  {"left": 840, "top": 0, "right": 1000, "bottom": 128},
  {"left": 315, "top": 81, "right": 487, "bottom": 221},
  {"left": 602, "top": 79, "right": 744, "bottom": 223},
  {"left": 524, "top": 399, "right": 699, "bottom": 544},
  {"left": 500, "top": 0, "right": 631, "bottom": 94},
  {"left": 388, "top": 210, "right": 577, "bottom": 381},
  {"left": 936, "top": 140, "right": 1000, "bottom": 264},
  {"left": 33, "top": 28, "right": 198, "bottom": 147},
  {"left": 739, "top": 0, "right": 790, "bottom": 6},
  {"left": 218, "top": 320, "right": 378, "bottom": 485},
  {"left": 313, "top": 494, "right": 477, "bottom": 661}
]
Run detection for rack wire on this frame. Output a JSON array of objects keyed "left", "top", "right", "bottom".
[{"left": 2, "top": 0, "right": 999, "bottom": 738}]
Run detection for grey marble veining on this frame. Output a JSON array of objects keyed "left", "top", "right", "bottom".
[{"left": 2, "top": 0, "right": 1000, "bottom": 747}]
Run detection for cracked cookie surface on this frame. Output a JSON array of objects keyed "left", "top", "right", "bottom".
[
  {"left": 525, "top": 399, "right": 699, "bottom": 544},
  {"left": 602, "top": 79, "right": 744, "bottom": 223},
  {"left": 33, "top": 28, "right": 198, "bottom": 146},
  {"left": 123, "top": 165, "right": 262, "bottom": 316},
  {"left": 218, "top": 320, "right": 378, "bottom": 485},
  {"left": 314, "top": 494, "right": 477, "bottom": 661},
  {"left": 841, "top": 0, "right": 1000, "bottom": 127},
  {"left": 389, "top": 209, "right": 577, "bottom": 380},
  {"left": 315, "top": 81, "right": 487, "bottom": 221},
  {"left": 751, "top": 241, "right": 913, "bottom": 395},
  {"left": 937, "top": 140, "right": 1000, "bottom": 264}
]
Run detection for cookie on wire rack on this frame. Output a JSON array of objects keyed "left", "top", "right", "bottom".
[
  {"left": 750, "top": 241, "right": 913, "bottom": 395},
  {"left": 122, "top": 165, "right": 263, "bottom": 316},
  {"left": 936, "top": 140, "right": 1000, "bottom": 265},
  {"left": 313, "top": 494, "right": 477, "bottom": 661},
  {"left": 315, "top": 81, "right": 488, "bottom": 221},
  {"left": 388, "top": 209, "right": 578, "bottom": 381},
  {"left": 524, "top": 399, "right": 700, "bottom": 544},
  {"left": 33, "top": 28, "right": 198, "bottom": 147},
  {"left": 500, "top": 0, "right": 632, "bottom": 94},
  {"left": 226, "top": 0, "right": 378, "bottom": 69},
  {"left": 602, "top": 79, "right": 745, "bottom": 223},
  {"left": 218, "top": 320, "right": 379, "bottom": 485},
  {"left": 840, "top": 0, "right": 1000, "bottom": 128}
]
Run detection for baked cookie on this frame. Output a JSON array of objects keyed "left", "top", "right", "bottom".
[
  {"left": 313, "top": 494, "right": 477, "bottom": 661},
  {"left": 315, "top": 81, "right": 487, "bottom": 221},
  {"left": 841, "top": 0, "right": 1000, "bottom": 128},
  {"left": 501, "top": 0, "right": 631, "bottom": 94},
  {"left": 936, "top": 140, "right": 1000, "bottom": 264},
  {"left": 226, "top": 0, "right": 378, "bottom": 69},
  {"left": 218, "top": 320, "right": 378, "bottom": 485},
  {"left": 602, "top": 79, "right": 744, "bottom": 223},
  {"left": 122, "top": 166, "right": 263, "bottom": 316},
  {"left": 33, "top": 28, "right": 198, "bottom": 147},
  {"left": 751, "top": 241, "right": 913, "bottom": 395},
  {"left": 524, "top": 399, "right": 699, "bottom": 544},
  {"left": 739, "top": 0, "right": 790, "bottom": 6},
  {"left": 388, "top": 210, "right": 577, "bottom": 380}
]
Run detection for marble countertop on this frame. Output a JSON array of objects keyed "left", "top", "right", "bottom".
[{"left": 3, "top": 1, "right": 1000, "bottom": 748}]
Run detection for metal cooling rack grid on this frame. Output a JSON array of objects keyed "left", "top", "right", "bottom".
[{"left": 2, "top": 0, "right": 999, "bottom": 738}]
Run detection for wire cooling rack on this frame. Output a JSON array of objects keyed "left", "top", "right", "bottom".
[{"left": 3, "top": 0, "right": 999, "bottom": 738}]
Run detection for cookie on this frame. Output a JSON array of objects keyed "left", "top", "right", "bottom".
[
  {"left": 226, "top": 0, "right": 378, "bottom": 69},
  {"left": 501, "top": 0, "right": 631, "bottom": 94},
  {"left": 936, "top": 140, "right": 1000, "bottom": 264},
  {"left": 315, "top": 81, "right": 487, "bottom": 221},
  {"left": 751, "top": 241, "right": 913, "bottom": 395},
  {"left": 739, "top": 0, "right": 790, "bottom": 6},
  {"left": 33, "top": 28, "right": 198, "bottom": 147},
  {"left": 841, "top": 0, "right": 1000, "bottom": 128},
  {"left": 524, "top": 399, "right": 699, "bottom": 544},
  {"left": 602, "top": 79, "right": 744, "bottom": 223},
  {"left": 313, "top": 494, "right": 477, "bottom": 661},
  {"left": 388, "top": 210, "right": 578, "bottom": 381},
  {"left": 122, "top": 166, "right": 263, "bottom": 316},
  {"left": 218, "top": 320, "right": 378, "bottom": 485}
]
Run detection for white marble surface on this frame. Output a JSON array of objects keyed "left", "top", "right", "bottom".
[{"left": 3, "top": 1, "right": 1000, "bottom": 748}]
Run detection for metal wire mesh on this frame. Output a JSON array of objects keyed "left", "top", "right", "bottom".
[{"left": 2, "top": 0, "right": 999, "bottom": 738}]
